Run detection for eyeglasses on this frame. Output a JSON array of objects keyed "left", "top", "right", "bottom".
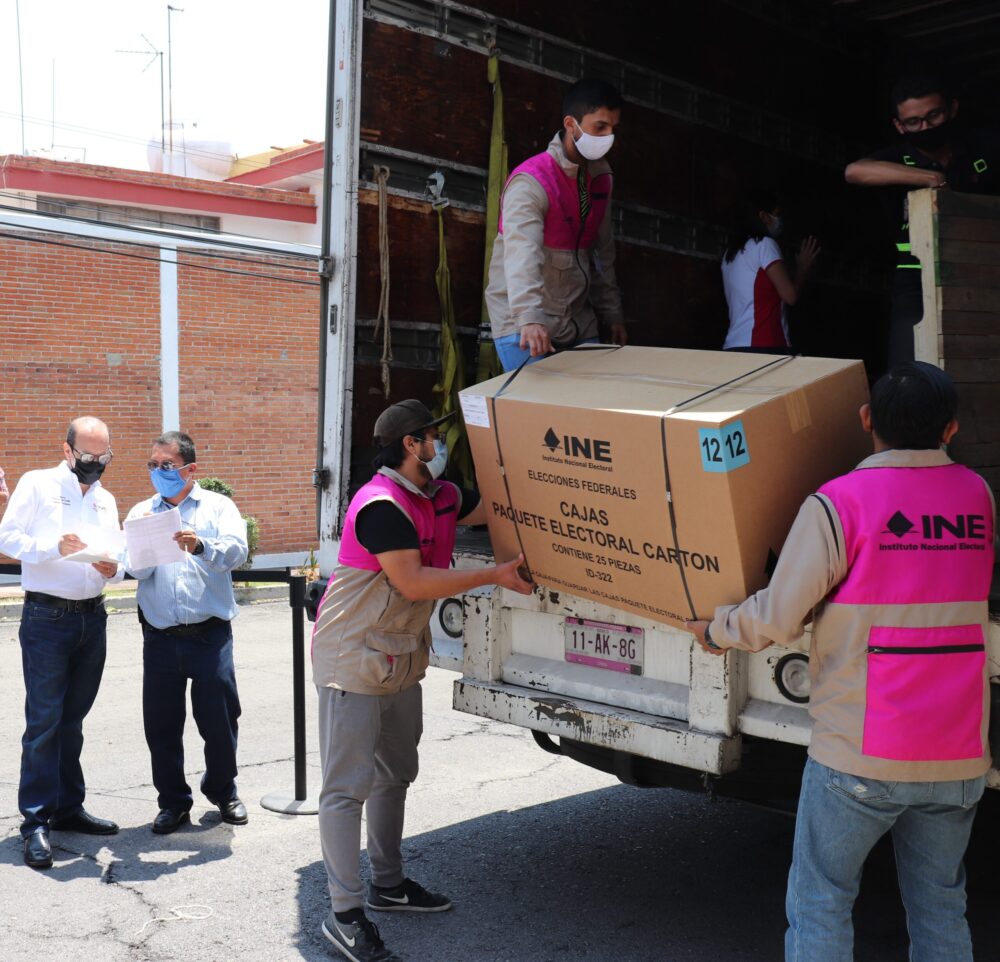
[
  {"left": 146, "top": 460, "right": 188, "bottom": 472},
  {"left": 898, "top": 107, "right": 948, "bottom": 132},
  {"left": 71, "top": 445, "right": 114, "bottom": 465}
]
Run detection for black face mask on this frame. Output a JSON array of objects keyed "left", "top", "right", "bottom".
[
  {"left": 70, "top": 459, "right": 107, "bottom": 486},
  {"left": 907, "top": 118, "right": 953, "bottom": 153}
]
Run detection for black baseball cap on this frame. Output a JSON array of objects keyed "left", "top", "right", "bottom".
[{"left": 373, "top": 399, "right": 455, "bottom": 448}]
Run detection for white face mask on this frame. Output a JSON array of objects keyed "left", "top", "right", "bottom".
[
  {"left": 572, "top": 119, "right": 615, "bottom": 161},
  {"left": 421, "top": 439, "right": 448, "bottom": 480}
]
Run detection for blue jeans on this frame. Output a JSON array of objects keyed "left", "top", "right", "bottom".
[
  {"left": 493, "top": 333, "right": 599, "bottom": 371},
  {"left": 786, "top": 757, "right": 984, "bottom": 962},
  {"left": 141, "top": 619, "right": 241, "bottom": 811},
  {"left": 18, "top": 601, "right": 108, "bottom": 837}
]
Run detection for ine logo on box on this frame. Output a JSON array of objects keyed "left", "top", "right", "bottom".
[{"left": 542, "top": 428, "right": 613, "bottom": 464}]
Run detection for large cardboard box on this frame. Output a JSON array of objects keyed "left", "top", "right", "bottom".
[{"left": 459, "top": 347, "right": 870, "bottom": 628}]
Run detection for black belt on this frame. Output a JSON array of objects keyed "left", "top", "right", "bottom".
[
  {"left": 138, "top": 608, "right": 228, "bottom": 637},
  {"left": 25, "top": 591, "right": 105, "bottom": 613}
]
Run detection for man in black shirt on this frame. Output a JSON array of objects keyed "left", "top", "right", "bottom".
[
  {"left": 845, "top": 75, "right": 1000, "bottom": 367},
  {"left": 353, "top": 481, "right": 481, "bottom": 553},
  {"left": 311, "top": 400, "right": 533, "bottom": 962}
]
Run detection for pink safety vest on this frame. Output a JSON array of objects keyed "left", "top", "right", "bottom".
[
  {"left": 820, "top": 462, "right": 994, "bottom": 763},
  {"left": 498, "top": 151, "right": 612, "bottom": 250},
  {"left": 338, "top": 473, "right": 460, "bottom": 574}
]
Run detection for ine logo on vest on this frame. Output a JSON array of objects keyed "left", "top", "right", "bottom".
[
  {"left": 541, "top": 428, "right": 614, "bottom": 473},
  {"left": 881, "top": 509, "right": 988, "bottom": 552}
]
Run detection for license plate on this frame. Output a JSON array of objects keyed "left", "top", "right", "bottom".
[{"left": 564, "top": 617, "right": 644, "bottom": 675}]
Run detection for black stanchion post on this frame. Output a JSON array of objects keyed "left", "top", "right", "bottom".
[
  {"left": 290, "top": 573, "right": 308, "bottom": 801},
  {"left": 261, "top": 570, "right": 319, "bottom": 815}
]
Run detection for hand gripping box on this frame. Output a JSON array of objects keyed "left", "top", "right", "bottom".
[{"left": 459, "top": 346, "right": 870, "bottom": 628}]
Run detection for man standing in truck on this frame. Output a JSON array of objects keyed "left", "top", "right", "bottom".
[
  {"left": 689, "top": 362, "right": 994, "bottom": 962},
  {"left": 486, "top": 78, "right": 628, "bottom": 370},
  {"left": 311, "top": 399, "right": 533, "bottom": 962},
  {"left": 845, "top": 75, "right": 1000, "bottom": 369}
]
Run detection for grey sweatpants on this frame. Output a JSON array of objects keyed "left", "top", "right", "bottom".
[{"left": 317, "top": 683, "right": 422, "bottom": 912}]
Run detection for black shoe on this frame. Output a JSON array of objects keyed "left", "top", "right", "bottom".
[
  {"left": 24, "top": 830, "right": 52, "bottom": 869},
  {"left": 321, "top": 911, "right": 401, "bottom": 962},
  {"left": 216, "top": 798, "right": 248, "bottom": 825},
  {"left": 366, "top": 877, "right": 452, "bottom": 913},
  {"left": 151, "top": 808, "right": 191, "bottom": 835},
  {"left": 50, "top": 809, "right": 119, "bottom": 836}
]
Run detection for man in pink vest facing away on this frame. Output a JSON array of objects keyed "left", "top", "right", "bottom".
[
  {"left": 311, "top": 399, "right": 533, "bottom": 962},
  {"left": 689, "top": 362, "right": 995, "bottom": 962},
  {"left": 486, "top": 78, "right": 628, "bottom": 370}
]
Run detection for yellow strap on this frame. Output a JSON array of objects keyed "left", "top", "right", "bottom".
[
  {"left": 477, "top": 52, "right": 508, "bottom": 383},
  {"left": 432, "top": 207, "right": 475, "bottom": 486}
]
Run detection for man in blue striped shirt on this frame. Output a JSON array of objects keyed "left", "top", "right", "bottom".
[{"left": 125, "top": 430, "right": 249, "bottom": 835}]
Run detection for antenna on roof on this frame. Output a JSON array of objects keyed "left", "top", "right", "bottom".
[
  {"left": 167, "top": 5, "right": 185, "bottom": 155},
  {"left": 15, "top": 0, "right": 26, "bottom": 153},
  {"left": 115, "top": 35, "right": 167, "bottom": 150}
]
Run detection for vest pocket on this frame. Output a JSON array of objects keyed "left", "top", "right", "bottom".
[
  {"left": 360, "top": 630, "right": 419, "bottom": 688},
  {"left": 541, "top": 249, "right": 583, "bottom": 321},
  {"left": 863, "top": 624, "right": 985, "bottom": 761}
]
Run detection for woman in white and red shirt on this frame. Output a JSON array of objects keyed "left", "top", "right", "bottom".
[{"left": 721, "top": 193, "right": 820, "bottom": 353}]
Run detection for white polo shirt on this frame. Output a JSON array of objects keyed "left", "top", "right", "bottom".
[
  {"left": 0, "top": 461, "right": 123, "bottom": 599},
  {"left": 721, "top": 236, "right": 789, "bottom": 350}
]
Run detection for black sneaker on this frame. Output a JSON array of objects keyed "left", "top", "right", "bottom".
[
  {"left": 321, "top": 911, "right": 401, "bottom": 962},
  {"left": 366, "top": 877, "right": 452, "bottom": 913}
]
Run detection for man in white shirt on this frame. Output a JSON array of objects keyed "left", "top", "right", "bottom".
[{"left": 0, "top": 417, "right": 123, "bottom": 869}]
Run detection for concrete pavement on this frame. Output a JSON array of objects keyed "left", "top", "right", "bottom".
[{"left": 1, "top": 602, "right": 997, "bottom": 962}]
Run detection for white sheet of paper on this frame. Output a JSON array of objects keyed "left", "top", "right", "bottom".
[
  {"left": 459, "top": 393, "right": 490, "bottom": 429},
  {"left": 124, "top": 508, "right": 187, "bottom": 568},
  {"left": 62, "top": 523, "right": 125, "bottom": 564}
]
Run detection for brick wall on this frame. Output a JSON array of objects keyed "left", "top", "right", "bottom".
[
  {"left": 0, "top": 234, "right": 162, "bottom": 524},
  {"left": 0, "top": 232, "right": 320, "bottom": 558},
  {"left": 177, "top": 251, "right": 319, "bottom": 554}
]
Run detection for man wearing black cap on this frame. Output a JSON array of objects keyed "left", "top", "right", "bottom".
[{"left": 311, "top": 399, "right": 533, "bottom": 962}]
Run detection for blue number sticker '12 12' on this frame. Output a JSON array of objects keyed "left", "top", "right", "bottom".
[{"left": 699, "top": 420, "right": 751, "bottom": 473}]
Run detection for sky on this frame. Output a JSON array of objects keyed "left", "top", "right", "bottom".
[{"left": 0, "top": 0, "right": 329, "bottom": 171}]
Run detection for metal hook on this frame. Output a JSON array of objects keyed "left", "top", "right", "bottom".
[{"left": 427, "top": 170, "right": 449, "bottom": 210}]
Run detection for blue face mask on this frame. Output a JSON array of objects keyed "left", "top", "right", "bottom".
[
  {"left": 149, "top": 466, "right": 189, "bottom": 499},
  {"left": 423, "top": 439, "right": 448, "bottom": 480}
]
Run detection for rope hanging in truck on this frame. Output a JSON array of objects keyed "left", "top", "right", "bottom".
[{"left": 372, "top": 165, "right": 393, "bottom": 399}]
